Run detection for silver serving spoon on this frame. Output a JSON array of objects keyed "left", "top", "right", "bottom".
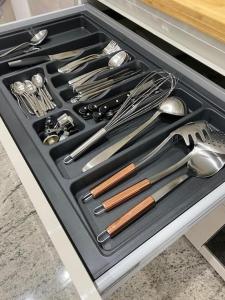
[
  {"left": 82, "top": 96, "right": 187, "bottom": 172},
  {"left": 0, "top": 30, "right": 48, "bottom": 58},
  {"left": 97, "top": 150, "right": 225, "bottom": 243},
  {"left": 68, "top": 51, "right": 128, "bottom": 88}
]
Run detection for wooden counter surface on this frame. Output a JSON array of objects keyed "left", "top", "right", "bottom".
[{"left": 143, "top": 0, "right": 225, "bottom": 43}]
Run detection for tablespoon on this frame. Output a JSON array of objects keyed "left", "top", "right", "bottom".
[
  {"left": 97, "top": 150, "right": 225, "bottom": 243},
  {"left": 82, "top": 96, "right": 187, "bottom": 172},
  {"left": 0, "top": 30, "right": 48, "bottom": 58}
]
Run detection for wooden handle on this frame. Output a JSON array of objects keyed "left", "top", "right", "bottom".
[
  {"left": 107, "top": 195, "right": 155, "bottom": 236},
  {"left": 102, "top": 178, "right": 151, "bottom": 211},
  {"left": 91, "top": 163, "right": 137, "bottom": 198}
]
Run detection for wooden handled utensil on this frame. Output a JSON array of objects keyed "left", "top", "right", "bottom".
[
  {"left": 93, "top": 151, "right": 192, "bottom": 215},
  {"left": 82, "top": 120, "right": 210, "bottom": 203},
  {"left": 97, "top": 150, "right": 225, "bottom": 244},
  {"left": 97, "top": 174, "right": 189, "bottom": 243}
]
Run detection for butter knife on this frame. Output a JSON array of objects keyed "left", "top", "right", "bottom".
[{"left": 8, "top": 49, "right": 83, "bottom": 68}]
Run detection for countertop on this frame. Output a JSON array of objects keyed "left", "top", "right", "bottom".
[
  {"left": 95, "top": 0, "right": 225, "bottom": 76},
  {"left": 143, "top": 0, "right": 225, "bottom": 43}
]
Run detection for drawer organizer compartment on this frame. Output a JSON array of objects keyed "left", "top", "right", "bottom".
[{"left": 1, "top": 7, "right": 225, "bottom": 279}]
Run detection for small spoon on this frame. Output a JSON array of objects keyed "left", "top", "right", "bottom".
[
  {"left": 82, "top": 96, "right": 187, "bottom": 172},
  {"left": 24, "top": 80, "right": 45, "bottom": 117},
  {"left": 0, "top": 30, "right": 48, "bottom": 58},
  {"left": 32, "top": 74, "right": 53, "bottom": 110},
  {"left": 97, "top": 150, "right": 225, "bottom": 243},
  {"left": 12, "top": 81, "right": 37, "bottom": 115}
]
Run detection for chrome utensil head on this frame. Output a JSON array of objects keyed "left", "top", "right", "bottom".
[
  {"left": 172, "top": 120, "right": 211, "bottom": 146},
  {"left": 108, "top": 51, "right": 127, "bottom": 68},
  {"left": 12, "top": 81, "right": 26, "bottom": 95},
  {"left": 188, "top": 150, "right": 225, "bottom": 177},
  {"left": 159, "top": 96, "right": 187, "bottom": 117},
  {"left": 24, "top": 80, "right": 37, "bottom": 94},
  {"left": 197, "top": 130, "right": 225, "bottom": 155},
  {"left": 30, "top": 30, "right": 48, "bottom": 45},
  {"left": 32, "top": 73, "right": 44, "bottom": 88},
  {"left": 103, "top": 40, "right": 121, "bottom": 55}
]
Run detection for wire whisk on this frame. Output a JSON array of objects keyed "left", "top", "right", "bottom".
[{"left": 64, "top": 71, "right": 177, "bottom": 164}]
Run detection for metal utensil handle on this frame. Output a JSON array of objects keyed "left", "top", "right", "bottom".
[
  {"left": 79, "top": 85, "right": 112, "bottom": 101},
  {"left": 71, "top": 67, "right": 108, "bottom": 88},
  {"left": 63, "top": 128, "right": 107, "bottom": 164},
  {"left": 149, "top": 151, "right": 193, "bottom": 183},
  {"left": 0, "top": 42, "right": 29, "bottom": 58},
  {"left": 58, "top": 54, "right": 100, "bottom": 72},
  {"left": 69, "top": 67, "right": 107, "bottom": 85},
  {"left": 49, "top": 49, "right": 83, "bottom": 60},
  {"left": 79, "top": 79, "right": 114, "bottom": 94},
  {"left": 83, "top": 111, "right": 161, "bottom": 172},
  {"left": 136, "top": 133, "right": 174, "bottom": 169}
]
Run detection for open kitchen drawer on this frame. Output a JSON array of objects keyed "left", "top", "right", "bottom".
[{"left": 1, "top": 4, "right": 225, "bottom": 299}]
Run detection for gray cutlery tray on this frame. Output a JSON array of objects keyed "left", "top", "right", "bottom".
[{"left": 1, "top": 8, "right": 225, "bottom": 279}]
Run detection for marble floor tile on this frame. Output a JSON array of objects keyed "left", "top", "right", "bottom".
[
  {"left": 107, "top": 237, "right": 225, "bottom": 300},
  {"left": 0, "top": 142, "right": 77, "bottom": 300}
]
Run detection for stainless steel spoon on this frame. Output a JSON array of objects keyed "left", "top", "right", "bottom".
[
  {"left": 12, "top": 81, "right": 37, "bottom": 115},
  {"left": 68, "top": 51, "right": 128, "bottom": 88},
  {"left": 97, "top": 150, "right": 224, "bottom": 243},
  {"left": 24, "top": 80, "right": 44, "bottom": 117},
  {"left": 32, "top": 74, "right": 55, "bottom": 110},
  {"left": 82, "top": 96, "right": 187, "bottom": 172},
  {"left": 0, "top": 30, "right": 48, "bottom": 58}
]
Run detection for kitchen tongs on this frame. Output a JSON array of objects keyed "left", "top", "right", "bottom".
[{"left": 81, "top": 121, "right": 211, "bottom": 203}]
